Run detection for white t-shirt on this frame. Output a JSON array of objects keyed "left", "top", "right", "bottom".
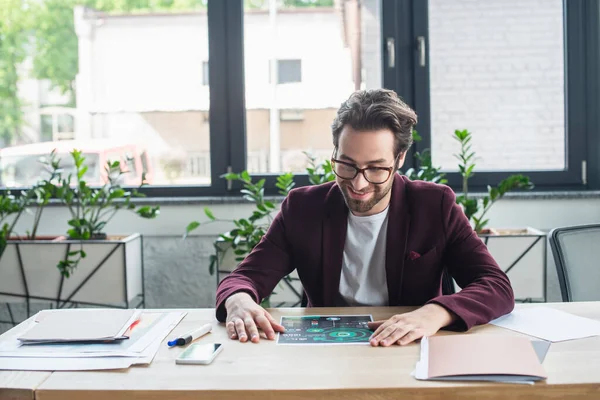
[{"left": 338, "top": 207, "right": 389, "bottom": 306}]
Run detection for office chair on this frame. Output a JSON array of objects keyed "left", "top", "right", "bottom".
[{"left": 549, "top": 224, "right": 600, "bottom": 302}]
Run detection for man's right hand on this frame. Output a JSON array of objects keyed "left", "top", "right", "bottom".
[{"left": 224, "top": 292, "right": 285, "bottom": 343}]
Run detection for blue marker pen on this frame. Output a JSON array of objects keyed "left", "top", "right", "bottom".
[{"left": 168, "top": 323, "right": 212, "bottom": 347}]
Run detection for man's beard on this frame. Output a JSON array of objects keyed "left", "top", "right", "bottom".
[{"left": 339, "top": 180, "right": 393, "bottom": 214}]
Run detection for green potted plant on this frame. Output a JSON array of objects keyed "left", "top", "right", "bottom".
[
  {"left": 404, "top": 130, "right": 448, "bottom": 185},
  {"left": 185, "top": 153, "right": 335, "bottom": 307},
  {"left": 452, "top": 129, "right": 543, "bottom": 302},
  {"left": 452, "top": 129, "right": 534, "bottom": 234},
  {"left": 409, "top": 128, "right": 543, "bottom": 302},
  {"left": 0, "top": 149, "right": 159, "bottom": 313}
]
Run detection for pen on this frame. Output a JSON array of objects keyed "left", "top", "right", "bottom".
[{"left": 167, "top": 323, "right": 212, "bottom": 347}]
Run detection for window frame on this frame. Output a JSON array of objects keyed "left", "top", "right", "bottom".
[
  {"left": 2, "top": 0, "right": 599, "bottom": 198},
  {"left": 138, "top": 0, "right": 235, "bottom": 197},
  {"left": 404, "top": 0, "right": 593, "bottom": 192}
]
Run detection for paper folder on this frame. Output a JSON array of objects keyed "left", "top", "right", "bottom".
[
  {"left": 414, "top": 334, "right": 548, "bottom": 384},
  {"left": 17, "top": 309, "right": 139, "bottom": 344}
]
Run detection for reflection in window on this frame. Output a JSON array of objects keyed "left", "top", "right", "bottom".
[
  {"left": 271, "top": 59, "right": 302, "bottom": 84},
  {"left": 0, "top": 153, "right": 100, "bottom": 188}
]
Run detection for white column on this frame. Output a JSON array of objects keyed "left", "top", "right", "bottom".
[
  {"left": 74, "top": 6, "right": 95, "bottom": 140},
  {"left": 268, "top": 0, "right": 281, "bottom": 172}
]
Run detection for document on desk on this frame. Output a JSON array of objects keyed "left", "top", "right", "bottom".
[
  {"left": 277, "top": 315, "right": 373, "bottom": 345},
  {"left": 490, "top": 307, "right": 600, "bottom": 342},
  {"left": 0, "top": 310, "right": 185, "bottom": 370},
  {"left": 414, "top": 334, "right": 547, "bottom": 384},
  {"left": 17, "top": 308, "right": 139, "bottom": 344}
]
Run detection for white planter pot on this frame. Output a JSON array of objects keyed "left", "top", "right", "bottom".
[
  {"left": 475, "top": 227, "right": 547, "bottom": 302},
  {"left": 0, "top": 233, "right": 144, "bottom": 309}
]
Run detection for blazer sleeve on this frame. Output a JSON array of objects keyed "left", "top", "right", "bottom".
[
  {"left": 427, "top": 186, "right": 515, "bottom": 330},
  {"left": 215, "top": 192, "right": 296, "bottom": 322}
]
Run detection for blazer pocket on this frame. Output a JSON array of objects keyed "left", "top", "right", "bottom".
[{"left": 405, "top": 246, "right": 439, "bottom": 268}]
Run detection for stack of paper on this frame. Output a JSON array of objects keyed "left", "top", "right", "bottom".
[
  {"left": 17, "top": 309, "right": 139, "bottom": 344},
  {"left": 0, "top": 309, "right": 186, "bottom": 371},
  {"left": 490, "top": 307, "right": 600, "bottom": 342},
  {"left": 414, "top": 334, "right": 547, "bottom": 384}
]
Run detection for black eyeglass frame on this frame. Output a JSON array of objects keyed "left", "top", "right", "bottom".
[{"left": 330, "top": 151, "right": 400, "bottom": 185}]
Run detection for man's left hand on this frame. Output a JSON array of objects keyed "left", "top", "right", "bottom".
[{"left": 367, "top": 304, "right": 456, "bottom": 347}]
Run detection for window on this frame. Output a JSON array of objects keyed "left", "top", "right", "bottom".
[
  {"left": 429, "top": 0, "right": 565, "bottom": 172},
  {"left": 243, "top": 0, "right": 382, "bottom": 175},
  {"left": 278, "top": 59, "right": 302, "bottom": 84},
  {"left": 404, "top": 0, "right": 591, "bottom": 190},
  {"left": 0, "top": 1, "right": 215, "bottom": 193},
  {"left": 2, "top": 0, "right": 598, "bottom": 196},
  {"left": 40, "top": 115, "right": 53, "bottom": 142},
  {"left": 39, "top": 108, "right": 76, "bottom": 142},
  {"left": 269, "top": 59, "right": 302, "bottom": 84}
]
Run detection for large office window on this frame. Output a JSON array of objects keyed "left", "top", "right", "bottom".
[
  {"left": 242, "top": 0, "right": 382, "bottom": 175},
  {"left": 0, "top": 1, "right": 213, "bottom": 190},
  {"left": 429, "top": 0, "right": 565, "bottom": 171},
  {"left": 2, "top": 0, "right": 598, "bottom": 195},
  {"left": 407, "top": 0, "right": 591, "bottom": 189}
]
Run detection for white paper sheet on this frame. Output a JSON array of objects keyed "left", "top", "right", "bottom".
[
  {"left": 0, "top": 311, "right": 185, "bottom": 370},
  {"left": 18, "top": 309, "right": 139, "bottom": 343},
  {"left": 0, "top": 311, "right": 184, "bottom": 358},
  {"left": 490, "top": 307, "right": 600, "bottom": 342}
]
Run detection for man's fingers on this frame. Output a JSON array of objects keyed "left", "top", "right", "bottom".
[
  {"left": 234, "top": 319, "right": 248, "bottom": 342},
  {"left": 265, "top": 312, "right": 285, "bottom": 332},
  {"left": 369, "top": 320, "right": 393, "bottom": 342},
  {"left": 379, "top": 325, "right": 412, "bottom": 347},
  {"left": 244, "top": 317, "right": 260, "bottom": 343},
  {"left": 255, "top": 315, "right": 276, "bottom": 340},
  {"left": 370, "top": 325, "right": 397, "bottom": 346},
  {"left": 226, "top": 321, "right": 237, "bottom": 340},
  {"left": 367, "top": 320, "right": 385, "bottom": 330},
  {"left": 398, "top": 330, "right": 424, "bottom": 346}
]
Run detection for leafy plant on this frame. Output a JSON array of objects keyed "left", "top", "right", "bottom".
[
  {"left": 404, "top": 130, "right": 447, "bottom": 184},
  {"left": 0, "top": 152, "right": 62, "bottom": 258},
  {"left": 0, "top": 193, "right": 25, "bottom": 259},
  {"left": 185, "top": 155, "right": 335, "bottom": 306},
  {"left": 186, "top": 171, "right": 294, "bottom": 268},
  {"left": 185, "top": 171, "right": 295, "bottom": 307},
  {"left": 453, "top": 129, "right": 534, "bottom": 233},
  {"left": 42, "top": 149, "right": 160, "bottom": 277},
  {"left": 304, "top": 151, "right": 336, "bottom": 185}
]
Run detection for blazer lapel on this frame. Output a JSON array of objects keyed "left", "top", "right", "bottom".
[
  {"left": 322, "top": 185, "right": 348, "bottom": 306},
  {"left": 385, "top": 174, "right": 410, "bottom": 305}
]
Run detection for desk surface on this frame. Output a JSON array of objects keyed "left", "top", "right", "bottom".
[
  {"left": 3, "top": 302, "right": 600, "bottom": 400},
  {"left": 0, "top": 319, "right": 51, "bottom": 400}
]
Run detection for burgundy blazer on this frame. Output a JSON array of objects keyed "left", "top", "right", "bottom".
[{"left": 215, "top": 174, "right": 514, "bottom": 330}]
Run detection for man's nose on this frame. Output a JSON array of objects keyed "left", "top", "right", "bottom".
[{"left": 352, "top": 171, "right": 369, "bottom": 191}]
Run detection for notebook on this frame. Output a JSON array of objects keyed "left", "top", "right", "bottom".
[
  {"left": 414, "top": 334, "right": 548, "bottom": 384},
  {"left": 17, "top": 309, "right": 139, "bottom": 344}
]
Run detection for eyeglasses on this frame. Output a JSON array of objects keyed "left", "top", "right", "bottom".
[{"left": 330, "top": 154, "right": 398, "bottom": 185}]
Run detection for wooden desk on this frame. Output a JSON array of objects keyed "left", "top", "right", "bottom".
[
  {"left": 0, "top": 317, "right": 51, "bottom": 400},
  {"left": 5, "top": 302, "right": 600, "bottom": 400}
]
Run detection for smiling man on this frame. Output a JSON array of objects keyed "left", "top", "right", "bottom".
[{"left": 215, "top": 89, "right": 514, "bottom": 347}]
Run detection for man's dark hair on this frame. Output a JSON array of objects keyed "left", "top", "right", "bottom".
[{"left": 331, "top": 89, "right": 418, "bottom": 157}]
